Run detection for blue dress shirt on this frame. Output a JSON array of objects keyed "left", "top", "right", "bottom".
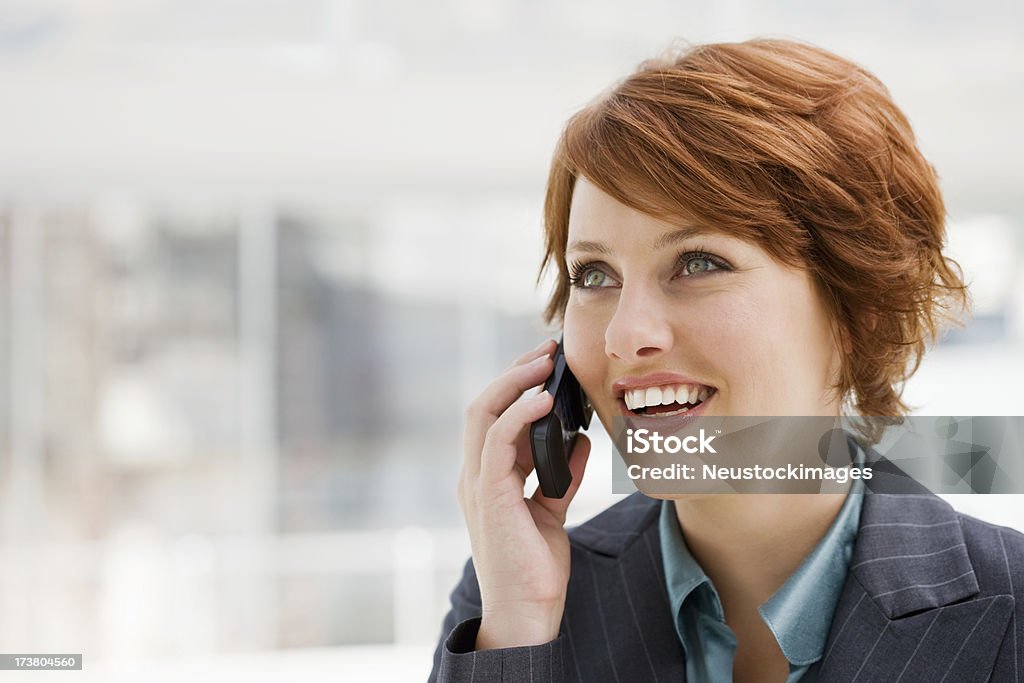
[{"left": 658, "top": 477, "right": 864, "bottom": 682}]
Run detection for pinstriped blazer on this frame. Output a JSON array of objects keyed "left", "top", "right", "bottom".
[{"left": 429, "top": 490, "right": 1024, "bottom": 682}]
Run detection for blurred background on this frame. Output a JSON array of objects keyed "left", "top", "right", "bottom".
[{"left": 0, "top": 0, "right": 1022, "bottom": 680}]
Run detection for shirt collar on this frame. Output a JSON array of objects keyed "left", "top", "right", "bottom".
[
  {"left": 658, "top": 448, "right": 866, "bottom": 667},
  {"left": 759, "top": 474, "right": 864, "bottom": 664},
  {"left": 658, "top": 497, "right": 722, "bottom": 624}
]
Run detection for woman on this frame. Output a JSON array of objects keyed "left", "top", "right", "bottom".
[{"left": 429, "top": 39, "right": 1024, "bottom": 682}]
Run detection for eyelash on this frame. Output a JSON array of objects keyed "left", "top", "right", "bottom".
[{"left": 567, "top": 249, "right": 731, "bottom": 288}]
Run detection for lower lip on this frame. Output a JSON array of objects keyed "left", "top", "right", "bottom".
[{"left": 618, "top": 391, "right": 715, "bottom": 430}]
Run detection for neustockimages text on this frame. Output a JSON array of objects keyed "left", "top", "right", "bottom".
[{"left": 623, "top": 428, "right": 873, "bottom": 484}]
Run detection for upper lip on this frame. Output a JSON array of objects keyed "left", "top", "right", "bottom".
[{"left": 611, "top": 372, "right": 716, "bottom": 399}]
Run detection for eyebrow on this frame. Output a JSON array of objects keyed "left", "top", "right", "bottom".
[{"left": 566, "top": 226, "right": 714, "bottom": 254}]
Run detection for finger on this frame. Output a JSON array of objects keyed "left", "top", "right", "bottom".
[
  {"left": 463, "top": 354, "right": 554, "bottom": 477},
  {"left": 478, "top": 390, "right": 553, "bottom": 483},
  {"left": 532, "top": 434, "right": 592, "bottom": 524},
  {"left": 510, "top": 338, "right": 558, "bottom": 368},
  {"left": 512, "top": 426, "right": 537, "bottom": 481},
  {"left": 507, "top": 339, "right": 558, "bottom": 399}
]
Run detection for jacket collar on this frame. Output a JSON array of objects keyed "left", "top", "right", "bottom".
[
  {"left": 569, "top": 490, "right": 1013, "bottom": 681},
  {"left": 570, "top": 492, "right": 661, "bottom": 557},
  {"left": 817, "top": 490, "right": 1014, "bottom": 681},
  {"left": 571, "top": 490, "right": 983, "bottom": 614},
  {"left": 850, "top": 491, "right": 978, "bottom": 618}
]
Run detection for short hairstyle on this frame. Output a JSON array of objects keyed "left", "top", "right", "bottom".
[{"left": 539, "top": 38, "right": 968, "bottom": 420}]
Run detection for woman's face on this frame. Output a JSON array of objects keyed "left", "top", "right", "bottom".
[{"left": 563, "top": 177, "right": 844, "bottom": 433}]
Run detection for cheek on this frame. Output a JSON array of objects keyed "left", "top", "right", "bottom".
[
  {"left": 693, "top": 303, "right": 786, "bottom": 398},
  {"left": 772, "top": 283, "right": 840, "bottom": 376},
  {"left": 563, "top": 302, "right": 608, "bottom": 398},
  {"left": 693, "top": 289, "right": 807, "bottom": 382},
  {"left": 704, "top": 278, "right": 838, "bottom": 407}
]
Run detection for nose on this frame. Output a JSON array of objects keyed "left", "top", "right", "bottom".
[{"left": 604, "top": 282, "right": 673, "bottom": 363}]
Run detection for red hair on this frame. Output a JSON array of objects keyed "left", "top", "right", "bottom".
[{"left": 540, "top": 38, "right": 968, "bottom": 421}]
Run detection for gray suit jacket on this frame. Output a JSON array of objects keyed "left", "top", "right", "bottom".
[{"left": 429, "top": 491, "right": 1024, "bottom": 682}]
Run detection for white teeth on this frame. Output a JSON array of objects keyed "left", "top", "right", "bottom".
[
  {"left": 645, "top": 387, "right": 662, "bottom": 407},
  {"left": 623, "top": 383, "right": 714, "bottom": 410}
]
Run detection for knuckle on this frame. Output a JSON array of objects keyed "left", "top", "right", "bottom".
[
  {"left": 480, "top": 427, "right": 497, "bottom": 454},
  {"left": 484, "top": 410, "right": 515, "bottom": 447},
  {"left": 503, "top": 361, "right": 529, "bottom": 383},
  {"left": 464, "top": 400, "right": 483, "bottom": 422}
]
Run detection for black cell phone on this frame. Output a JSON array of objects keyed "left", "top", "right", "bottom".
[{"left": 530, "top": 338, "right": 593, "bottom": 498}]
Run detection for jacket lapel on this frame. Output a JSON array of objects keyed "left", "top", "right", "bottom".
[
  {"left": 817, "top": 492, "right": 1014, "bottom": 682},
  {"left": 570, "top": 490, "right": 1014, "bottom": 682},
  {"left": 567, "top": 494, "right": 687, "bottom": 682}
]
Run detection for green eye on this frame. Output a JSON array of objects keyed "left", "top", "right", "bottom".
[
  {"left": 684, "top": 256, "right": 715, "bottom": 275},
  {"left": 568, "top": 261, "right": 618, "bottom": 289},
  {"left": 583, "top": 269, "right": 610, "bottom": 287}
]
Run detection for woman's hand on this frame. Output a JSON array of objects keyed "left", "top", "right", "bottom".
[{"left": 458, "top": 338, "right": 592, "bottom": 650}]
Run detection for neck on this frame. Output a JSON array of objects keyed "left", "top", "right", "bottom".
[{"left": 672, "top": 491, "right": 849, "bottom": 609}]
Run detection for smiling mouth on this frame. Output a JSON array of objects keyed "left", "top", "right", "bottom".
[{"left": 623, "top": 384, "right": 716, "bottom": 417}]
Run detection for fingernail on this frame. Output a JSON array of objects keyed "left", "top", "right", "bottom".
[
  {"left": 529, "top": 354, "right": 551, "bottom": 367},
  {"left": 533, "top": 390, "right": 550, "bottom": 401}
]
